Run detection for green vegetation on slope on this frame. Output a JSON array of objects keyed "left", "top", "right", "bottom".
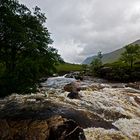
[
  {"left": 56, "top": 63, "right": 83, "bottom": 75},
  {"left": 83, "top": 39, "right": 140, "bottom": 64},
  {"left": 90, "top": 44, "right": 140, "bottom": 82},
  {"left": 83, "top": 48, "right": 124, "bottom": 64}
]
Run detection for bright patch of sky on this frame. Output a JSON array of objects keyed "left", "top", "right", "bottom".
[{"left": 20, "top": 0, "right": 140, "bottom": 63}]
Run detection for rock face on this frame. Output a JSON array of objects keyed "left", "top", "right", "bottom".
[{"left": 0, "top": 116, "right": 86, "bottom": 140}]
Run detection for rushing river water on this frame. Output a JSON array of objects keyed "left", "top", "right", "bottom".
[
  {"left": 0, "top": 75, "right": 140, "bottom": 140},
  {"left": 41, "top": 76, "right": 140, "bottom": 140},
  {"left": 41, "top": 75, "right": 76, "bottom": 88}
]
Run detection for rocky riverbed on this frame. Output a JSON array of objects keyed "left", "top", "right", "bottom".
[{"left": 0, "top": 76, "right": 140, "bottom": 140}]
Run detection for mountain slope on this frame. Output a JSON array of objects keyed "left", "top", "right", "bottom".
[{"left": 82, "top": 39, "right": 140, "bottom": 64}]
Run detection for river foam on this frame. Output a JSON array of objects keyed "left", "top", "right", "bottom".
[{"left": 43, "top": 76, "right": 140, "bottom": 140}]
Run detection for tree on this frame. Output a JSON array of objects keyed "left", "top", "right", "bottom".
[
  {"left": 90, "top": 51, "right": 103, "bottom": 76},
  {"left": 0, "top": 0, "right": 61, "bottom": 96},
  {"left": 97, "top": 51, "right": 103, "bottom": 63},
  {"left": 120, "top": 44, "right": 140, "bottom": 69}
]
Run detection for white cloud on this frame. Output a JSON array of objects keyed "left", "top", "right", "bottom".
[{"left": 20, "top": 0, "right": 140, "bottom": 63}]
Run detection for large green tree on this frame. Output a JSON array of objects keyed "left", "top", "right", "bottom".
[
  {"left": 120, "top": 44, "right": 140, "bottom": 69},
  {"left": 0, "top": 0, "right": 61, "bottom": 96}
]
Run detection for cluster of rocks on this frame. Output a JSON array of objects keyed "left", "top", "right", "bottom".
[{"left": 64, "top": 80, "right": 105, "bottom": 99}]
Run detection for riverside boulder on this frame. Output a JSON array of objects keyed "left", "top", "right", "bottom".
[
  {"left": 65, "top": 81, "right": 81, "bottom": 99},
  {"left": 0, "top": 116, "right": 86, "bottom": 140}
]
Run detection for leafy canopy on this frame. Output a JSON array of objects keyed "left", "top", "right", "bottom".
[
  {"left": 120, "top": 44, "right": 140, "bottom": 69},
  {"left": 0, "top": 0, "right": 61, "bottom": 96}
]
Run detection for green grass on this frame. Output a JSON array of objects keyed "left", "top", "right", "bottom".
[{"left": 56, "top": 63, "right": 83, "bottom": 74}]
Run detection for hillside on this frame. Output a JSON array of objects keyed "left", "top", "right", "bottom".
[{"left": 82, "top": 39, "right": 140, "bottom": 64}]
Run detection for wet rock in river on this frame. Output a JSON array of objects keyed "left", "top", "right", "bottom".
[
  {"left": 0, "top": 116, "right": 86, "bottom": 140},
  {"left": 48, "top": 116, "right": 86, "bottom": 140},
  {"left": 64, "top": 81, "right": 81, "bottom": 92},
  {"left": 64, "top": 83, "right": 73, "bottom": 92},
  {"left": 64, "top": 81, "right": 81, "bottom": 99},
  {"left": 67, "top": 92, "right": 80, "bottom": 99},
  {"left": 126, "top": 82, "right": 140, "bottom": 90}
]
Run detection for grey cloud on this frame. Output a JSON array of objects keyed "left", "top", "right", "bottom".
[{"left": 20, "top": 0, "right": 140, "bottom": 63}]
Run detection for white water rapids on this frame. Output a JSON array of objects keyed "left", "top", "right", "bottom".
[{"left": 41, "top": 76, "right": 140, "bottom": 140}]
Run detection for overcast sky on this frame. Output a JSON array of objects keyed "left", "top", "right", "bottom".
[{"left": 20, "top": 0, "right": 140, "bottom": 63}]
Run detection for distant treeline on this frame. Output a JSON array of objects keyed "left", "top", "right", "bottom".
[{"left": 88, "top": 44, "right": 140, "bottom": 82}]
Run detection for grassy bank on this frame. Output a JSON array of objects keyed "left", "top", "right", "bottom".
[{"left": 56, "top": 63, "right": 83, "bottom": 75}]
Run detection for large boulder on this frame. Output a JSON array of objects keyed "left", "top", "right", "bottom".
[
  {"left": 64, "top": 83, "right": 73, "bottom": 92},
  {"left": 48, "top": 116, "right": 86, "bottom": 140},
  {"left": 64, "top": 81, "right": 81, "bottom": 93},
  {"left": 0, "top": 116, "right": 86, "bottom": 140},
  {"left": 64, "top": 81, "right": 81, "bottom": 99}
]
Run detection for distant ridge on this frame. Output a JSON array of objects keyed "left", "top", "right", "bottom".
[{"left": 82, "top": 39, "right": 140, "bottom": 64}]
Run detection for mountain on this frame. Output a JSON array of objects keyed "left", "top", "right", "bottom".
[{"left": 82, "top": 39, "right": 140, "bottom": 64}]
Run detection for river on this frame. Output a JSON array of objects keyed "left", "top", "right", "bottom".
[
  {"left": 41, "top": 75, "right": 140, "bottom": 140},
  {"left": 0, "top": 75, "right": 140, "bottom": 139}
]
